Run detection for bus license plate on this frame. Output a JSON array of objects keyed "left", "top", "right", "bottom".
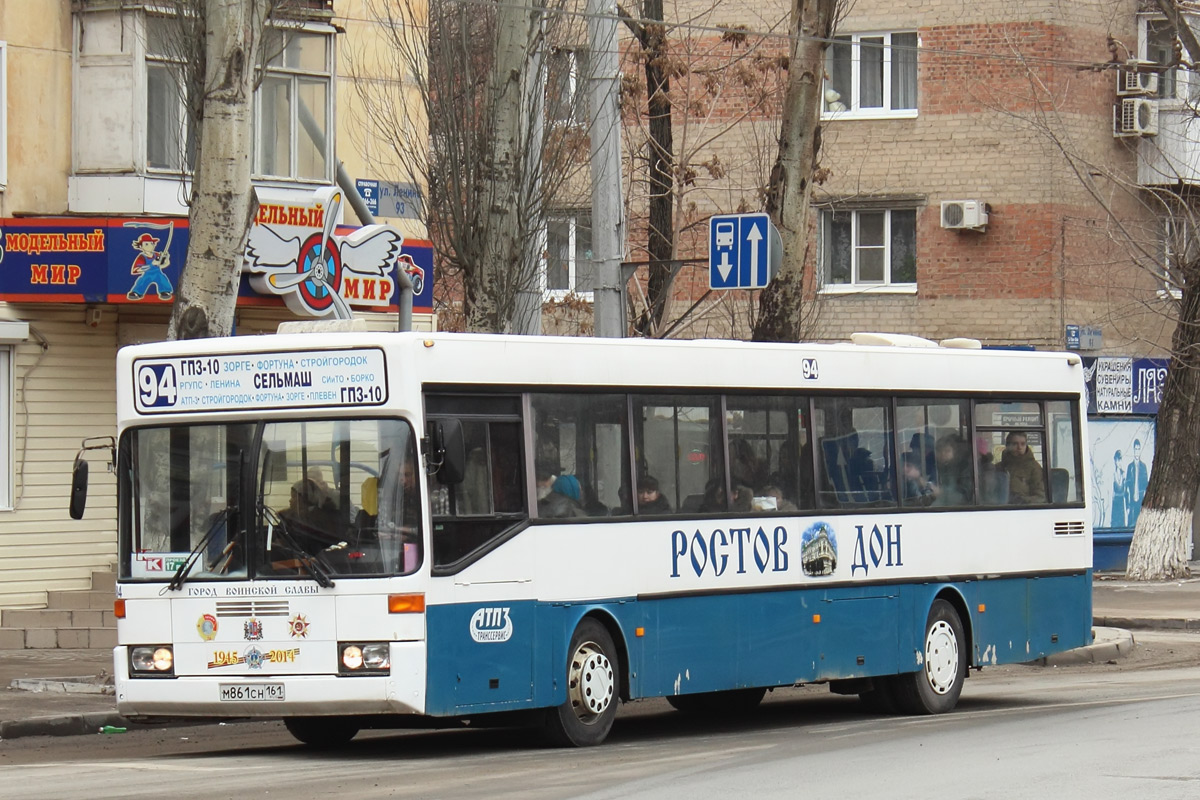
[{"left": 220, "top": 683, "right": 285, "bottom": 702}]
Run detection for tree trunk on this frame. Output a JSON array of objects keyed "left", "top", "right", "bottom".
[
  {"left": 751, "top": 0, "right": 837, "bottom": 343},
  {"left": 472, "top": 0, "right": 544, "bottom": 332},
  {"left": 168, "top": 0, "right": 266, "bottom": 341},
  {"left": 640, "top": 0, "right": 674, "bottom": 335},
  {"left": 1125, "top": 265, "right": 1200, "bottom": 579}
]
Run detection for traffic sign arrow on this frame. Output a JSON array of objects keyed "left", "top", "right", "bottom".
[
  {"left": 718, "top": 251, "right": 734, "bottom": 281},
  {"left": 746, "top": 223, "right": 763, "bottom": 285}
]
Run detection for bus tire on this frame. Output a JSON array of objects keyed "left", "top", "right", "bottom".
[
  {"left": 892, "top": 599, "right": 967, "bottom": 715},
  {"left": 284, "top": 716, "right": 360, "bottom": 748},
  {"left": 543, "top": 618, "right": 619, "bottom": 747},
  {"left": 666, "top": 687, "right": 766, "bottom": 715}
]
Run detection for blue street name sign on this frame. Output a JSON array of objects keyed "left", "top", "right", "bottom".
[{"left": 708, "top": 213, "right": 779, "bottom": 290}]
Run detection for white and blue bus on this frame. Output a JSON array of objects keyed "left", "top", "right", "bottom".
[{"left": 76, "top": 331, "right": 1092, "bottom": 747}]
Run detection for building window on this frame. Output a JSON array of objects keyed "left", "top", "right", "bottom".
[
  {"left": 145, "top": 17, "right": 195, "bottom": 172},
  {"left": 1161, "top": 213, "right": 1192, "bottom": 299},
  {"left": 0, "top": 41, "right": 8, "bottom": 187},
  {"left": 824, "top": 32, "right": 918, "bottom": 117},
  {"left": 820, "top": 208, "right": 917, "bottom": 288},
  {"left": 257, "top": 31, "right": 333, "bottom": 181},
  {"left": 142, "top": 16, "right": 333, "bottom": 181},
  {"left": 545, "top": 211, "right": 593, "bottom": 297},
  {"left": 1144, "top": 18, "right": 1198, "bottom": 103},
  {"left": 547, "top": 47, "right": 589, "bottom": 126}
]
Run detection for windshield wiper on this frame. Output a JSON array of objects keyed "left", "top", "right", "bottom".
[
  {"left": 260, "top": 504, "right": 335, "bottom": 588},
  {"left": 166, "top": 506, "right": 235, "bottom": 592}
]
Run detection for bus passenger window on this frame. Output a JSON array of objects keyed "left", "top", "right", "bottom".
[
  {"left": 896, "top": 398, "right": 972, "bottom": 507},
  {"left": 634, "top": 395, "right": 722, "bottom": 515},
  {"left": 1045, "top": 400, "right": 1083, "bottom": 504},
  {"left": 975, "top": 401, "right": 1049, "bottom": 505},
  {"left": 812, "top": 397, "right": 895, "bottom": 509},
  {"left": 724, "top": 395, "right": 814, "bottom": 512},
  {"left": 531, "top": 394, "right": 629, "bottom": 519}
]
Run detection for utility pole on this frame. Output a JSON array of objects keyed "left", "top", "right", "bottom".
[{"left": 587, "top": 0, "right": 625, "bottom": 337}]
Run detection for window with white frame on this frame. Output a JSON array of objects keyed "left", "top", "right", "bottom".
[
  {"left": 824, "top": 32, "right": 918, "bottom": 117},
  {"left": 1143, "top": 18, "right": 1200, "bottom": 103},
  {"left": 0, "top": 41, "right": 8, "bottom": 187},
  {"left": 257, "top": 30, "right": 333, "bottom": 181},
  {"left": 145, "top": 17, "right": 194, "bottom": 172},
  {"left": 820, "top": 208, "right": 917, "bottom": 288},
  {"left": 1161, "top": 213, "right": 1193, "bottom": 298},
  {"left": 142, "top": 16, "right": 333, "bottom": 181},
  {"left": 545, "top": 211, "right": 594, "bottom": 297},
  {"left": 547, "top": 47, "right": 590, "bottom": 126}
]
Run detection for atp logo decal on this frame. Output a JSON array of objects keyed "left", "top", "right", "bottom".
[
  {"left": 244, "top": 186, "right": 405, "bottom": 319},
  {"left": 469, "top": 607, "right": 513, "bottom": 643}
]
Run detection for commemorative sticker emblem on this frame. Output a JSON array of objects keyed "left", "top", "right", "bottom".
[
  {"left": 287, "top": 614, "right": 310, "bottom": 639},
  {"left": 197, "top": 614, "right": 219, "bottom": 641},
  {"left": 244, "top": 647, "right": 265, "bottom": 670},
  {"left": 244, "top": 618, "right": 264, "bottom": 641}
]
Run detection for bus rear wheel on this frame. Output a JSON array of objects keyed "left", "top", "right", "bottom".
[
  {"left": 284, "top": 716, "right": 360, "bottom": 748},
  {"left": 543, "top": 618, "right": 619, "bottom": 747},
  {"left": 892, "top": 599, "right": 967, "bottom": 715}
]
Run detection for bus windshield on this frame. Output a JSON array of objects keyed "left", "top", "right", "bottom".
[{"left": 117, "top": 418, "right": 422, "bottom": 582}]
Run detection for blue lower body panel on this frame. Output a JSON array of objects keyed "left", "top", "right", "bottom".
[{"left": 423, "top": 573, "right": 1092, "bottom": 715}]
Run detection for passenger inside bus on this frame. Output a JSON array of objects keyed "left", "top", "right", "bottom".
[
  {"left": 536, "top": 463, "right": 586, "bottom": 518},
  {"left": 932, "top": 433, "right": 972, "bottom": 506},
  {"left": 1001, "top": 431, "right": 1046, "bottom": 504},
  {"left": 636, "top": 474, "right": 672, "bottom": 514}
]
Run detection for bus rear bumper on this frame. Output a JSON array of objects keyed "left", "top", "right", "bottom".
[{"left": 113, "top": 642, "right": 427, "bottom": 718}]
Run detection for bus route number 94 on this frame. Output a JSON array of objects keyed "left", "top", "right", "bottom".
[
  {"left": 138, "top": 364, "right": 179, "bottom": 408},
  {"left": 801, "top": 358, "right": 819, "bottom": 380}
]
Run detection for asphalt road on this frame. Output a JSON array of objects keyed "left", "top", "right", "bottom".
[{"left": 3, "top": 631, "right": 1199, "bottom": 800}]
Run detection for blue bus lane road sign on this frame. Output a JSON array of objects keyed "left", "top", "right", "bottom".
[{"left": 708, "top": 213, "right": 781, "bottom": 290}]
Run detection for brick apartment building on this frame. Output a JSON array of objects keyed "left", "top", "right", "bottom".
[{"left": 579, "top": 0, "right": 1182, "bottom": 353}]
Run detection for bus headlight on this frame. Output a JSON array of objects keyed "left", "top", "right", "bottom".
[
  {"left": 130, "top": 645, "right": 175, "bottom": 676},
  {"left": 339, "top": 642, "right": 390, "bottom": 674}
]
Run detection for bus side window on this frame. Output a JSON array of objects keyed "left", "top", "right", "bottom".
[
  {"left": 532, "top": 393, "right": 630, "bottom": 518},
  {"left": 812, "top": 397, "right": 895, "bottom": 508},
  {"left": 724, "top": 395, "right": 814, "bottom": 512},
  {"left": 1045, "top": 400, "right": 1083, "bottom": 504},
  {"left": 424, "top": 394, "right": 526, "bottom": 568},
  {"left": 634, "top": 394, "right": 723, "bottom": 515}
]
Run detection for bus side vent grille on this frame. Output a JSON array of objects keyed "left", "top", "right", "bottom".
[{"left": 1054, "top": 521, "right": 1086, "bottom": 536}]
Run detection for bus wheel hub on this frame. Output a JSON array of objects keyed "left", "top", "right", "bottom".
[{"left": 568, "top": 642, "right": 614, "bottom": 721}]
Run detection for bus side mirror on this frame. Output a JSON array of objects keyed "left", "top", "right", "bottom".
[
  {"left": 69, "top": 457, "right": 89, "bottom": 520},
  {"left": 433, "top": 419, "right": 466, "bottom": 485}
]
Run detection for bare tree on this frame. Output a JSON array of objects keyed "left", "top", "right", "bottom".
[
  {"left": 349, "top": 0, "right": 593, "bottom": 333},
  {"left": 140, "top": 0, "right": 296, "bottom": 340},
  {"left": 618, "top": 1, "right": 790, "bottom": 338},
  {"left": 751, "top": 0, "right": 841, "bottom": 342},
  {"left": 987, "top": 11, "right": 1197, "bottom": 579},
  {"left": 1124, "top": 1, "right": 1200, "bottom": 579}
]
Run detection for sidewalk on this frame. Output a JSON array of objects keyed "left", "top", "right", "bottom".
[{"left": 3, "top": 571, "right": 1198, "bottom": 741}]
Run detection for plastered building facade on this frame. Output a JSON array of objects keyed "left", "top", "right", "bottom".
[{"left": 0, "top": 0, "right": 431, "bottom": 616}]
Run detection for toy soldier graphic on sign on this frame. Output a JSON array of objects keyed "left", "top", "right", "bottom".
[{"left": 125, "top": 222, "right": 175, "bottom": 301}]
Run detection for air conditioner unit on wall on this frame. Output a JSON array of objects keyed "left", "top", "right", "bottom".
[
  {"left": 940, "top": 200, "right": 988, "bottom": 231},
  {"left": 1117, "top": 60, "right": 1160, "bottom": 97},
  {"left": 1114, "top": 97, "right": 1159, "bottom": 137}
]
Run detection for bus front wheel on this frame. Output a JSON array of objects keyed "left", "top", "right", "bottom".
[
  {"left": 892, "top": 599, "right": 967, "bottom": 715},
  {"left": 543, "top": 618, "right": 619, "bottom": 747},
  {"left": 284, "top": 716, "right": 360, "bottom": 748}
]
